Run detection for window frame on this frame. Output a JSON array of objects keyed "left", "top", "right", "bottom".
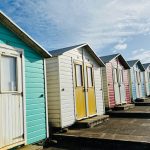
[
  {"left": 74, "top": 63, "right": 84, "bottom": 87},
  {"left": 86, "top": 66, "right": 94, "bottom": 88},
  {"left": 0, "top": 52, "right": 20, "bottom": 93}
]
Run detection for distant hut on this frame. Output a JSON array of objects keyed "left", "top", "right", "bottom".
[
  {"left": 127, "top": 60, "right": 145, "bottom": 100},
  {"left": 46, "top": 43, "right": 106, "bottom": 128},
  {"left": 100, "top": 53, "right": 131, "bottom": 109}
]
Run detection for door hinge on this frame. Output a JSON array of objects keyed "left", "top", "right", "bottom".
[{"left": 21, "top": 92, "right": 23, "bottom": 97}]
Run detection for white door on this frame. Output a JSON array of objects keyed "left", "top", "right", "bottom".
[
  {"left": 113, "top": 68, "right": 121, "bottom": 104},
  {"left": 119, "top": 69, "right": 126, "bottom": 104},
  {"left": 0, "top": 49, "right": 24, "bottom": 149}
]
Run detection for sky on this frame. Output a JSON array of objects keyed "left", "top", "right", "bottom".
[{"left": 0, "top": 0, "right": 150, "bottom": 63}]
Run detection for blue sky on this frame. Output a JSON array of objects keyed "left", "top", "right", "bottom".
[{"left": 0, "top": 0, "right": 150, "bottom": 63}]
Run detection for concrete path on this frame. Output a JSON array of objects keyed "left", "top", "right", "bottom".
[{"left": 53, "top": 118, "right": 150, "bottom": 150}]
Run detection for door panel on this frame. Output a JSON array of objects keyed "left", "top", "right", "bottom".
[
  {"left": 119, "top": 70, "right": 126, "bottom": 103},
  {"left": 0, "top": 51, "right": 24, "bottom": 149},
  {"left": 75, "top": 64, "right": 86, "bottom": 120},
  {"left": 113, "top": 68, "right": 120, "bottom": 104},
  {"left": 86, "top": 66, "right": 96, "bottom": 116}
]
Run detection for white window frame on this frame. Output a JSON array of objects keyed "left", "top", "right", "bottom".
[{"left": 0, "top": 52, "right": 21, "bottom": 93}]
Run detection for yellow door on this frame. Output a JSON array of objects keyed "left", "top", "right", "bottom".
[
  {"left": 86, "top": 66, "right": 97, "bottom": 116},
  {"left": 75, "top": 63, "right": 87, "bottom": 120}
]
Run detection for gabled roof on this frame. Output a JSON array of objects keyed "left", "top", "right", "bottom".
[
  {"left": 127, "top": 60, "right": 145, "bottom": 71},
  {"left": 100, "top": 54, "right": 118, "bottom": 63},
  {"left": 49, "top": 43, "right": 105, "bottom": 67},
  {"left": 100, "top": 53, "right": 130, "bottom": 69},
  {"left": 0, "top": 11, "right": 51, "bottom": 58},
  {"left": 49, "top": 43, "right": 84, "bottom": 56},
  {"left": 143, "top": 63, "right": 150, "bottom": 69}
]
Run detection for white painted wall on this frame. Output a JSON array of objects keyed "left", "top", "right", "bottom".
[{"left": 46, "top": 57, "right": 61, "bottom": 127}]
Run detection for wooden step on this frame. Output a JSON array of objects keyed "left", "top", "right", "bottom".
[
  {"left": 71, "top": 115, "right": 109, "bottom": 129},
  {"left": 135, "top": 99, "right": 150, "bottom": 106},
  {"left": 135, "top": 98, "right": 146, "bottom": 102},
  {"left": 17, "top": 145, "right": 43, "bottom": 150},
  {"left": 112, "top": 104, "right": 135, "bottom": 111}
]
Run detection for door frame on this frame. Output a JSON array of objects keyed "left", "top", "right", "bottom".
[{"left": 0, "top": 43, "right": 26, "bottom": 147}]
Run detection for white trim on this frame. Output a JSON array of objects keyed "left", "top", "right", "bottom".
[
  {"left": 20, "top": 49, "right": 27, "bottom": 144},
  {"left": 0, "top": 43, "right": 23, "bottom": 52},
  {"left": 44, "top": 59, "right": 49, "bottom": 138}
]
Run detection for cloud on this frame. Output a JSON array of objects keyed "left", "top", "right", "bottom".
[
  {"left": 131, "top": 49, "right": 150, "bottom": 63},
  {"left": 114, "top": 43, "right": 127, "bottom": 51},
  {"left": 2, "top": 0, "right": 150, "bottom": 52}
]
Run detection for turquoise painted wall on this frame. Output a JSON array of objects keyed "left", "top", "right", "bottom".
[{"left": 0, "top": 23, "right": 47, "bottom": 144}]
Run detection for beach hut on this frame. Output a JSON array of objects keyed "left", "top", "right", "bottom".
[
  {"left": 100, "top": 54, "right": 131, "bottom": 109},
  {"left": 143, "top": 63, "right": 150, "bottom": 96},
  {"left": 46, "top": 43, "right": 105, "bottom": 128},
  {"left": 0, "top": 12, "right": 50, "bottom": 149},
  {"left": 127, "top": 60, "right": 145, "bottom": 100}
]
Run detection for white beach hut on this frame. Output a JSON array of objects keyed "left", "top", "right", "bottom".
[{"left": 46, "top": 43, "right": 105, "bottom": 128}]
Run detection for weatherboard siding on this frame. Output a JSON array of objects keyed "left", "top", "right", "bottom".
[
  {"left": 106, "top": 63, "right": 115, "bottom": 108},
  {"left": 46, "top": 57, "right": 61, "bottom": 127},
  {"left": 0, "top": 23, "right": 47, "bottom": 144},
  {"left": 59, "top": 54, "right": 75, "bottom": 127},
  {"left": 47, "top": 47, "right": 104, "bottom": 128},
  {"left": 102, "top": 67, "right": 109, "bottom": 107},
  {"left": 123, "top": 70, "right": 131, "bottom": 103},
  {"left": 59, "top": 48, "right": 104, "bottom": 127}
]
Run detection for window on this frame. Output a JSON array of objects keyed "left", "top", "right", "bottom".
[
  {"left": 87, "top": 67, "right": 93, "bottom": 87},
  {"left": 1, "top": 55, "right": 17, "bottom": 91},
  {"left": 75, "top": 64, "right": 83, "bottom": 87}
]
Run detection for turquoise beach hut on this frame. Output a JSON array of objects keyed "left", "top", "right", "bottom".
[
  {"left": 0, "top": 11, "right": 50, "bottom": 149},
  {"left": 127, "top": 60, "right": 145, "bottom": 101}
]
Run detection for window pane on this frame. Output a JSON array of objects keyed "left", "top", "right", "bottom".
[
  {"left": 1, "top": 56, "right": 17, "bottom": 91},
  {"left": 87, "top": 67, "right": 93, "bottom": 87},
  {"left": 75, "top": 64, "right": 83, "bottom": 87}
]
